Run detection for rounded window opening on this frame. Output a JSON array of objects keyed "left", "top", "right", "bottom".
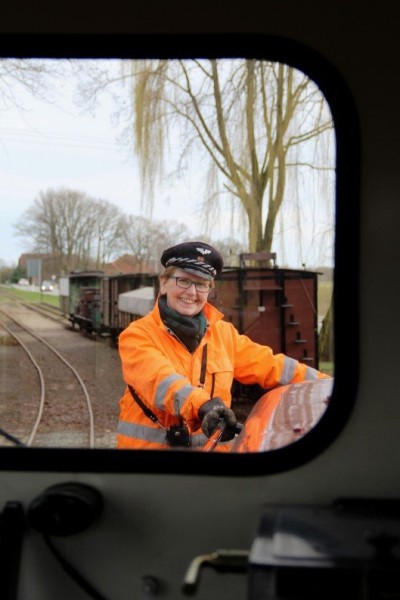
[{"left": 0, "top": 36, "right": 359, "bottom": 474}]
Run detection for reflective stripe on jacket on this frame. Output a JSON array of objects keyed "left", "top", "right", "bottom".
[{"left": 117, "top": 300, "right": 325, "bottom": 450}]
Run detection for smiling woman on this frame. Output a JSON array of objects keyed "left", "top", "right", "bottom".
[
  {"left": 161, "top": 271, "right": 212, "bottom": 314},
  {"left": 116, "top": 240, "right": 331, "bottom": 452},
  {"left": 0, "top": 33, "right": 359, "bottom": 476}
]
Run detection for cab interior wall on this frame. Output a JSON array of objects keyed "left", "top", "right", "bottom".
[{"left": 0, "top": 1, "right": 399, "bottom": 599}]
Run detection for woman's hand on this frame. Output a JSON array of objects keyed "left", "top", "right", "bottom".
[{"left": 199, "top": 398, "right": 237, "bottom": 441}]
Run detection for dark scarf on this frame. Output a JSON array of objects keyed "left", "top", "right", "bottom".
[{"left": 158, "top": 295, "right": 208, "bottom": 353}]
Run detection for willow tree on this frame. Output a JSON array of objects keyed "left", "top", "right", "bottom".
[{"left": 124, "top": 58, "right": 334, "bottom": 254}]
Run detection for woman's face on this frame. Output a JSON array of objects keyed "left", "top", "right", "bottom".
[{"left": 160, "top": 269, "right": 211, "bottom": 317}]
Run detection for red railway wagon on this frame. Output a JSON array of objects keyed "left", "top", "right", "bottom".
[{"left": 209, "top": 254, "right": 321, "bottom": 370}]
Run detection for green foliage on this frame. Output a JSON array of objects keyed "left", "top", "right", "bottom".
[
  {"left": 10, "top": 265, "right": 27, "bottom": 284},
  {"left": 0, "top": 266, "right": 15, "bottom": 284}
]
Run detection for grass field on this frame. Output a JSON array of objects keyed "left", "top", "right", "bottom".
[
  {"left": 319, "top": 361, "right": 334, "bottom": 376},
  {"left": 318, "top": 281, "right": 333, "bottom": 318},
  {"left": 0, "top": 286, "right": 60, "bottom": 308}
]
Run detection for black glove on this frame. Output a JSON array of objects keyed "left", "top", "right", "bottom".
[{"left": 199, "top": 398, "right": 237, "bottom": 441}]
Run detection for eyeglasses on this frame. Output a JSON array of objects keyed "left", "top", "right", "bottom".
[{"left": 170, "top": 276, "right": 211, "bottom": 293}]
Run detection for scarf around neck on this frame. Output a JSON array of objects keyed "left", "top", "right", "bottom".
[{"left": 158, "top": 295, "right": 208, "bottom": 353}]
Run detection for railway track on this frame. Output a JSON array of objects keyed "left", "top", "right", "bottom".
[
  {"left": 0, "top": 286, "right": 70, "bottom": 324},
  {"left": 0, "top": 299, "right": 95, "bottom": 448},
  {"left": 23, "top": 300, "right": 69, "bottom": 324}
]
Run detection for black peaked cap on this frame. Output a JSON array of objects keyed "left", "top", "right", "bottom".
[{"left": 160, "top": 241, "right": 224, "bottom": 280}]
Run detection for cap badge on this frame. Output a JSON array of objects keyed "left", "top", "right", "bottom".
[{"left": 196, "top": 247, "right": 211, "bottom": 255}]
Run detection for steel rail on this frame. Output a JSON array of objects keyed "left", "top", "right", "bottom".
[{"left": 0, "top": 305, "right": 95, "bottom": 448}]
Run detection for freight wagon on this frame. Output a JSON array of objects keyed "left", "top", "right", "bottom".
[
  {"left": 210, "top": 253, "right": 322, "bottom": 406},
  {"left": 100, "top": 273, "right": 158, "bottom": 343},
  {"left": 60, "top": 254, "right": 323, "bottom": 373},
  {"left": 211, "top": 253, "right": 320, "bottom": 369},
  {"left": 60, "top": 270, "right": 104, "bottom": 334}
]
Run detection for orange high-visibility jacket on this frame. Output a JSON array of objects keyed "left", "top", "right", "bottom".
[{"left": 117, "top": 300, "right": 327, "bottom": 450}]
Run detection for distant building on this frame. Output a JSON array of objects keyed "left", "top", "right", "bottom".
[
  {"left": 18, "top": 252, "right": 159, "bottom": 283},
  {"left": 103, "top": 254, "right": 158, "bottom": 276},
  {"left": 18, "top": 253, "right": 57, "bottom": 285}
]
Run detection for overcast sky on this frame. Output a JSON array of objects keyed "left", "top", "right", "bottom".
[
  {"left": 0, "top": 66, "right": 213, "bottom": 266},
  {"left": 0, "top": 59, "right": 334, "bottom": 269}
]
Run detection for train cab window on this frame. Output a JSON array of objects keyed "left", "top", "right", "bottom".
[{"left": 0, "top": 35, "right": 359, "bottom": 475}]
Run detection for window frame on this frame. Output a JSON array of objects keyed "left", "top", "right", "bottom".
[{"left": 0, "top": 33, "right": 359, "bottom": 475}]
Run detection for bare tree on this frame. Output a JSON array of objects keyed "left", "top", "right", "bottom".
[
  {"left": 14, "top": 188, "right": 124, "bottom": 272},
  {"left": 120, "top": 59, "right": 334, "bottom": 255},
  {"left": 211, "top": 237, "right": 247, "bottom": 267},
  {"left": 118, "top": 215, "right": 190, "bottom": 271},
  {"left": 0, "top": 59, "right": 61, "bottom": 111},
  {"left": 74, "top": 58, "right": 334, "bottom": 262},
  {"left": 90, "top": 199, "right": 123, "bottom": 268}
]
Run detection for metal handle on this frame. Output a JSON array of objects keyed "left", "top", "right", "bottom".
[
  {"left": 202, "top": 420, "right": 227, "bottom": 452},
  {"left": 182, "top": 549, "right": 249, "bottom": 595}
]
